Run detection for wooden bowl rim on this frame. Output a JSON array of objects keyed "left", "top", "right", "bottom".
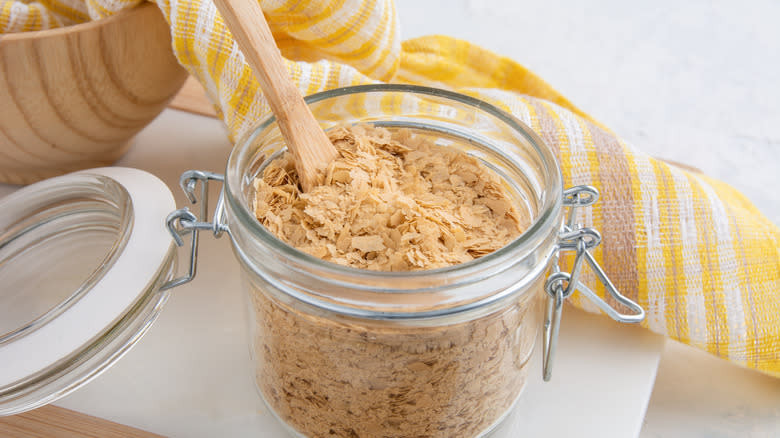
[{"left": 0, "top": 3, "right": 158, "bottom": 44}]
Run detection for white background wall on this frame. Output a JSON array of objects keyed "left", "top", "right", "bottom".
[{"left": 397, "top": 0, "right": 780, "bottom": 226}]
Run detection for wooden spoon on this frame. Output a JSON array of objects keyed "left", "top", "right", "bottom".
[{"left": 213, "top": 0, "right": 338, "bottom": 191}]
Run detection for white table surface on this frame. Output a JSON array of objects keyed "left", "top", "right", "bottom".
[
  {"left": 3, "top": 0, "right": 780, "bottom": 436},
  {"left": 38, "top": 109, "right": 661, "bottom": 438}
]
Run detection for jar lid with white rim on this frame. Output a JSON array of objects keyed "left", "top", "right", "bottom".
[{"left": 0, "top": 167, "right": 177, "bottom": 416}]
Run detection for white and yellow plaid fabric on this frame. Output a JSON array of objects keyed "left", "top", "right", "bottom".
[{"left": 2, "top": 0, "right": 778, "bottom": 377}]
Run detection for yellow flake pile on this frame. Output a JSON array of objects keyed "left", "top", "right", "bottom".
[{"left": 253, "top": 125, "right": 527, "bottom": 271}]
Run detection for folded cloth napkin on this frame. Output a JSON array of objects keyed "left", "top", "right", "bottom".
[{"left": 3, "top": 0, "right": 779, "bottom": 377}]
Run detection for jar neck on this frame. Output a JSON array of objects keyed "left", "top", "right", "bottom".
[{"left": 224, "top": 84, "right": 563, "bottom": 319}]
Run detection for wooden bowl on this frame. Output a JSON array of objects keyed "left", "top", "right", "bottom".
[{"left": 0, "top": 3, "right": 188, "bottom": 185}]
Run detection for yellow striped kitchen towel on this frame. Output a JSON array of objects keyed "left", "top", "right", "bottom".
[{"left": 2, "top": 0, "right": 778, "bottom": 378}]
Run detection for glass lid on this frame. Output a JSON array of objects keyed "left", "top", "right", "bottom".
[{"left": 0, "top": 167, "right": 176, "bottom": 416}]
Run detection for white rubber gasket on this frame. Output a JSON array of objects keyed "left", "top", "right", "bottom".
[{"left": 0, "top": 167, "right": 175, "bottom": 387}]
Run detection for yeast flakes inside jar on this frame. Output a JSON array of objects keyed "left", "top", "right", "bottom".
[{"left": 249, "top": 124, "right": 537, "bottom": 438}]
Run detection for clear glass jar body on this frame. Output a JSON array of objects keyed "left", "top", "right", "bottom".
[{"left": 224, "top": 85, "right": 563, "bottom": 438}]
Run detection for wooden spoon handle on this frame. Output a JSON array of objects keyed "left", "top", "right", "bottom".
[{"left": 213, "top": 0, "right": 338, "bottom": 191}]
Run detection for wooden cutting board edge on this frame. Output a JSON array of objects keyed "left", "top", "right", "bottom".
[
  {"left": 168, "top": 76, "right": 217, "bottom": 118},
  {"left": 0, "top": 405, "right": 163, "bottom": 438}
]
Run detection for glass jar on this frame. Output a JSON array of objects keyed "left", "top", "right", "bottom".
[{"left": 222, "top": 85, "right": 563, "bottom": 438}]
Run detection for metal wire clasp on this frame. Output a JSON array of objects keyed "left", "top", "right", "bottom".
[
  {"left": 160, "top": 171, "right": 228, "bottom": 291},
  {"left": 542, "top": 186, "right": 645, "bottom": 381}
]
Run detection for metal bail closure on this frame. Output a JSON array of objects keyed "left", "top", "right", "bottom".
[
  {"left": 161, "top": 170, "right": 229, "bottom": 291},
  {"left": 542, "top": 186, "right": 645, "bottom": 381}
]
